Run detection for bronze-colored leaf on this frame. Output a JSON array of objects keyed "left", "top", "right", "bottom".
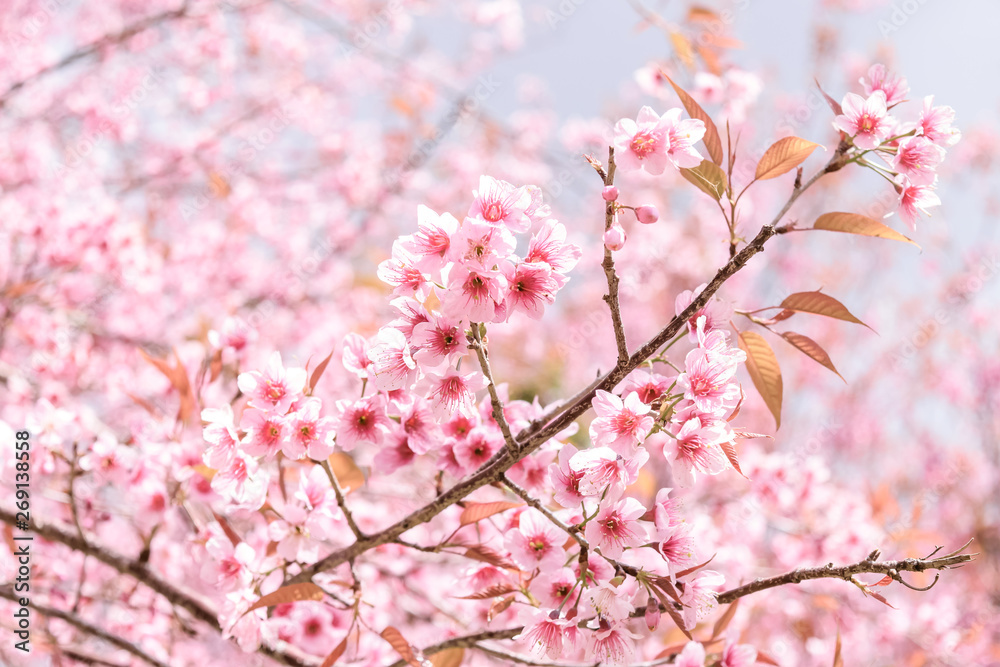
[
  {"left": 429, "top": 648, "right": 465, "bottom": 667},
  {"left": 720, "top": 440, "right": 746, "bottom": 478},
  {"left": 487, "top": 595, "right": 514, "bottom": 622},
  {"left": 327, "top": 453, "right": 365, "bottom": 494},
  {"left": 319, "top": 636, "right": 348, "bottom": 667},
  {"left": 755, "top": 136, "right": 821, "bottom": 181},
  {"left": 680, "top": 159, "right": 728, "bottom": 201},
  {"left": 674, "top": 554, "right": 716, "bottom": 579},
  {"left": 309, "top": 350, "right": 336, "bottom": 394},
  {"left": 209, "top": 347, "right": 223, "bottom": 383},
  {"left": 779, "top": 331, "right": 845, "bottom": 382},
  {"left": 832, "top": 627, "right": 843, "bottom": 667},
  {"left": 649, "top": 584, "right": 693, "bottom": 640},
  {"left": 380, "top": 627, "right": 422, "bottom": 667},
  {"left": 779, "top": 291, "right": 872, "bottom": 330},
  {"left": 738, "top": 331, "right": 783, "bottom": 429},
  {"left": 812, "top": 212, "right": 920, "bottom": 247},
  {"left": 459, "top": 501, "right": 522, "bottom": 526},
  {"left": 670, "top": 31, "right": 695, "bottom": 70},
  {"left": 455, "top": 584, "right": 518, "bottom": 600},
  {"left": 212, "top": 511, "right": 241, "bottom": 548},
  {"left": 244, "top": 583, "right": 324, "bottom": 615},
  {"left": 711, "top": 598, "right": 740, "bottom": 640},
  {"left": 661, "top": 70, "right": 723, "bottom": 164},
  {"left": 815, "top": 78, "right": 843, "bottom": 116},
  {"left": 462, "top": 545, "right": 521, "bottom": 571},
  {"left": 756, "top": 650, "right": 781, "bottom": 665},
  {"left": 138, "top": 347, "right": 197, "bottom": 424}
]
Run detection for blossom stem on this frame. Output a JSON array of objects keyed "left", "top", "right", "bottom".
[
  {"left": 596, "top": 147, "right": 631, "bottom": 368},
  {"left": 469, "top": 322, "right": 518, "bottom": 454},
  {"left": 321, "top": 458, "right": 366, "bottom": 540}
]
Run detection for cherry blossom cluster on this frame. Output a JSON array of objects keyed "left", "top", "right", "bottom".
[{"left": 833, "top": 64, "right": 961, "bottom": 229}]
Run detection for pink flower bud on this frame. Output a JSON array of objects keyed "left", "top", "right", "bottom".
[
  {"left": 602, "top": 185, "right": 619, "bottom": 202},
  {"left": 645, "top": 597, "right": 661, "bottom": 631},
  {"left": 635, "top": 205, "right": 659, "bottom": 225},
  {"left": 603, "top": 220, "right": 626, "bottom": 251}
]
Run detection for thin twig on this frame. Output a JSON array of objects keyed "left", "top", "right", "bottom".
[
  {"left": 0, "top": 507, "right": 312, "bottom": 667},
  {"left": 321, "top": 459, "right": 365, "bottom": 540},
  {"left": 716, "top": 544, "right": 976, "bottom": 605},
  {"left": 468, "top": 322, "right": 518, "bottom": 454},
  {"left": 385, "top": 628, "right": 522, "bottom": 667},
  {"left": 595, "top": 147, "right": 629, "bottom": 367},
  {"left": 0, "top": 585, "right": 170, "bottom": 667}
]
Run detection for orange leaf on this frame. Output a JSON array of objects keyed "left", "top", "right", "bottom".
[
  {"left": 459, "top": 501, "right": 522, "bottom": 526},
  {"left": 138, "top": 348, "right": 196, "bottom": 424},
  {"left": 815, "top": 78, "right": 843, "bottom": 116},
  {"left": 208, "top": 171, "right": 231, "bottom": 198},
  {"left": 244, "top": 583, "right": 324, "bottom": 615},
  {"left": 675, "top": 554, "right": 716, "bottom": 579},
  {"left": 212, "top": 511, "right": 241, "bottom": 547},
  {"left": 756, "top": 650, "right": 782, "bottom": 665},
  {"left": 812, "top": 212, "right": 920, "bottom": 247},
  {"left": 779, "top": 331, "right": 845, "bottom": 382},
  {"left": 779, "top": 291, "right": 872, "bottom": 330},
  {"left": 320, "top": 636, "right": 348, "bottom": 667},
  {"left": 380, "top": 627, "right": 422, "bottom": 667},
  {"left": 721, "top": 440, "right": 746, "bottom": 478},
  {"left": 832, "top": 627, "right": 843, "bottom": 667},
  {"left": 755, "top": 136, "right": 821, "bottom": 180},
  {"left": 309, "top": 350, "right": 335, "bottom": 393},
  {"left": 738, "top": 331, "right": 783, "bottom": 429},
  {"left": 456, "top": 583, "right": 518, "bottom": 600},
  {"left": 461, "top": 545, "right": 521, "bottom": 571},
  {"left": 670, "top": 31, "right": 695, "bottom": 70},
  {"left": 327, "top": 453, "right": 364, "bottom": 494},
  {"left": 209, "top": 347, "right": 223, "bottom": 383},
  {"left": 687, "top": 6, "right": 720, "bottom": 22},
  {"left": 430, "top": 648, "right": 465, "bottom": 667},
  {"left": 711, "top": 598, "right": 740, "bottom": 640},
  {"left": 661, "top": 70, "right": 723, "bottom": 165},
  {"left": 487, "top": 595, "right": 515, "bottom": 622},
  {"left": 680, "top": 159, "right": 728, "bottom": 201}
]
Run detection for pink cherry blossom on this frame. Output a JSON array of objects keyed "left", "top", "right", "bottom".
[
  {"left": 442, "top": 265, "right": 507, "bottom": 323},
  {"left": 570, "top": 446, "right": 648, "bottom": 498},
  {"left": 894, "top": 176, "right": 942, "bottom": 230},
  {"left": 584, "top": 495, "right": 647, "bottom": 558},
  {"left": 534, "top": 567, "right": 580, "bottom": 608},
  {"left": 237, "top": 351, "right": 306, "bottom": 413},
  {"left": 377, "top": 242, "right": 433, "bottom": 300},
  {"left": 680, "top": 570, "right": 725, "bottom": 629},
  {"left": 861, "top": 64, "right": 909, "bottom": 106},
  {"left": 590, "top": 623, "right": 642, "bottom": 666},
  {"left": 288, "top": 397, "right": 336, "bottom": 460},
  {"left": 834, "top": 91, "right": 892, "bottom": 150},
  {"left": 675, "top": 283, "right": 734, "bottom": 341},
  {"left": 526, "top": 219, "right": 582, "bottom": 287},
  {"left": 367, "top": 326, "right": 417, "bottom": 392},
  {"left": 468, "top": 175, "right": 533, "bottom": 233},
  {"left": 503, "top": 261, "right": 558, "bottom": 320},
  {"left": 916, "top": 95, "right": 961, "bottom": 147},
  {"left": 668, "top": 416, "right": 731, "bottom": 486},
  {"left": 202, "top": 405, "right": 240, "bottom": 469},
  {"left": 614, "top": 106, "right": 705, "bottom": 174},
  {"left": 889, "top": 136, "right": 945, "bottom": 186},
  {"left": 506, "top": 508, "right": 566, "bottom": 572},
  {"left": 453, "top": 426, "right": 504, "bottom": 472},
  {"left": 589, "top": 390, "right": 655, "bottom": 455},
  {"left": 550, "top": 444, "right": 586, "bottom": 508},
  {"left": 211, "top": 453, "right": 268, "bottom": 510},
  {"left": 721, "top": 642, "right": 759, "bottom": 667},
  {"left": 333, "top": 395, "right": 390, "bottom": 450},
  {"left": 676, "top": 641, "right": 707, "bottom": 667},
  {"left": 411, "top": 315, "right": 465, "bottom": 366},
  {"left": 514, "top": 607, "right": 570, "bottom": 659},
  {"left": 240, "top": 408, "right": 288, "bottom": 459},
  {"left": 420, "top": 366, "right": 488, "bottom": 418},
  {"left": 398, "top": 204, "right": 460, "bottom": 272}
]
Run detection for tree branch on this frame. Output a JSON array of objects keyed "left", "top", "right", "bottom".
[
  {"left": 0, "top": 3, "right": 191, "bottom": 109},
  {"left": 287, "top": 152, "right": 843, "bottom": 587},
  {"left": 385, "top": 628, "right": 522, "bottom": 667},
  {"left": 715, "top": 542, "right": 976, "bottom": 605},
  {"left": 469, "top": 322, "right": 518, "bottom": 453},
  {"left": 0, "top": 585, "right": 170, "bottom": 667},
  {"left": 321, "top": 458, "right": 366, "bottom": 540},
  {"left": 0, "top": 507, "right": 312, "bottom": 667},
  {"left": 593, "top": 147, "right": 629, "bottom": 367}
]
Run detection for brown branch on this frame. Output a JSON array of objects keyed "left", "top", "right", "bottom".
[
  {"left": 716, "top": 542, "right": 976, "bottom": 605},
  {"left": 321, "top": 459, "right": 365, "bottom": 540},
  {"left": 287, "top": 152, "right": 843, "bottom": 587},
  {"left": 0, "top": 3, "right": 190, "bottom": 109},
  {"left": 0, "top": 507, "right": 312, "bottom": 667},
  {"left": 385, "top": 627, "right": 522, "bottom": 667},
  {"left": 0, "top": 585, "right": 170, "bottom": 667},
  {"left": 473, "top": 642, "right": 679, "bottom": 667},
  {"left": 468, "top": 322, "right": 518, "bottom": 453},
  {"left": 595, "top": 147, "right": 629, "bottom": 367}
]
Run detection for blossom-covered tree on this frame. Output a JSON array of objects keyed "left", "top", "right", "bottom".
[{"left": 1, "top": 2, "right": 997, "bottom": 667}]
